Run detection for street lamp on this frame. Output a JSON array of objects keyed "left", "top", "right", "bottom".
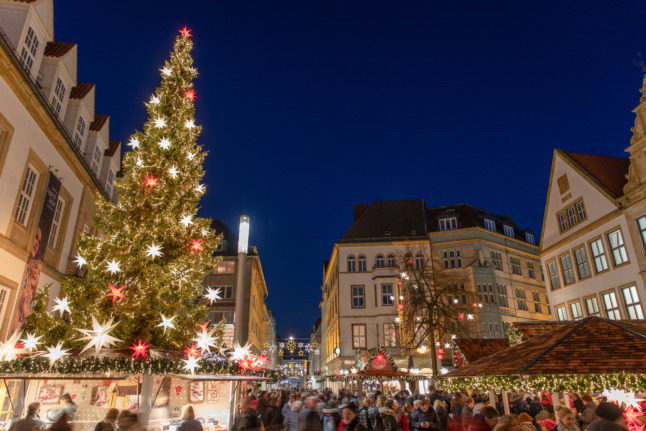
[
  {"left": 238, "top": 215, "right": 249, "bottom": 254},
  {"left": 335, "top": 347, "right": 340, "bottom": 355}
]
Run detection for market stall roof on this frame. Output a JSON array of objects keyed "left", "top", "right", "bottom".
[
  {"left": 512, "top": 321, "right": 572, "bottom": 340},
  {"left": 445, "top": 316, "right": 646, "bottom": 378},
  {"left": 454, "top": 338, "right": 509, "bottom": 362}
]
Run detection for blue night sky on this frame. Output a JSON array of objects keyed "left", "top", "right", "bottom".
[{"left": 55, "top": 1, "right": 646, "bottom": 337}]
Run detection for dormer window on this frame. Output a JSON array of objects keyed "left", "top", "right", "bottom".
[
  {"left": 91, "top": 146, "right": 102, "bottom": 175},
  {"left": 484, "top": 218, "right": 496, "bottom": 232},
  {"left": 51, "top": 78, "right": 66, "bottom": 117},
  {"left": 503, "top": 225, "right": 515, "bottom": 238},
  {"left": 73, "top": 116, "right": 86, "bottom": 149},
  {"left": 19, "top": 27, "right": 39, "bottom": 74},
  {"left": 525, "top": 232, "right": 535, "bottom": 244},
  {"left": 439, "top": 217, "right": 457, "bottom": 231}
]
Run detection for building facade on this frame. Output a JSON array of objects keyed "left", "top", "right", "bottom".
[
  {"left": 0, "top": 0, "right": 120, "bottom": 338},
  {"left": 539, "top": 76, "right": 646, "bottom": 322},
  {"left": 320, "top": 200, "right": 549, "bottom": 377},
  {"left": 202, "top": 217, "right": 275, "bottom": 355}
]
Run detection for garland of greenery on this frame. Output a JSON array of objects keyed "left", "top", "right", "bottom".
[
  {"left": 0, "top": 357, "right": 279, "bottom": 380},
  {"left": 439, "top": 372, "right": 646, "bottom": 393},
  {"left": 329, "top": 374, "right": 426, "bottom": 383},
  {"left": 361, "top": 347, "right": 398, "bottom": 372}
]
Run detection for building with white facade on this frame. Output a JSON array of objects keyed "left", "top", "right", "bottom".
[{"left": 0, "top": 0, "right": 120, "bottom": 339}]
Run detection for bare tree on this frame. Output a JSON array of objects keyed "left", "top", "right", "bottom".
[{"left": 396, "top": 247, "right": 479, "bottom": 377}]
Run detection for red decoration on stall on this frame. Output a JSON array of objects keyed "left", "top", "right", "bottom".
[
  {"left": 105, "top": 283, "right": 126, "bottom": 305},
  {"left": 144, "top": 174, "right": 159, "bottom": 190},
  {"left": 185, "top": 89, "right": 196, "bottom": 101},
  {"left": 458, "top": 312, "right": 465, "bottom": 321},
  {"left": 129, "top": 339, "right": 151, "bottom": 360},
  {"left": 184, "top": 343, "right": 202, "bottom": 359},
  {"left": 189, "top": 238, "right": 204, "bottom": 253},
  {"left": 175, "top": 385, "right": 183, "bottom": 395},
  {"left": 624, "top": 406, "right": 645, "bottom": 431},
  {"left": 437, "top": 348, "right": 444, "bottom": 360},
  {"left": 104, "top": 380, "right": 112, "bottom": 387},
  {"left": 455, "top": 352, "right": 465, "bottom": 368},
  {"left": 397, "top": 304, "right": 404, "bottom": 311},
  {"left": 197, "top": 321, "right": 210, "bottom": 332},
  {"left": 179, "top": 26, "right": 192, "bottom": 38}
]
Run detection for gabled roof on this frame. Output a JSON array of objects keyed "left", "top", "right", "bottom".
[
  {"left": 563, "top": 151, "right": 629, "bottom": 199},
  {"left": 104, "top": 140, "right": 121, "bottom": 157},
  {"left": 70, "top": 83, "right": 95, "bottom": 99},
  {"left": 454, "top": 338, "right": 509, "bottom": 363},
  {"left": 89, "top": 115, "right": 109, "bottom": 131},
  {"left": 445, "top": 317, "right": 646, "bottom": 377},
  {"left": 339, "top": 199, "right": 427, "bottom": 242},
  {"left": 513, "top": 321, "right": 571, "bottom": 340},
  {"left": 43, "top": 41, "right": 75, "bottom": 58}
]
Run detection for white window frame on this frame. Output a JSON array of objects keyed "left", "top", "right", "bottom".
[
  {"left": 556, "top": 306, "right": 568, "bottom": 321},
  {"left": 383, "top": 323, "right": 398, "bottom": 347},
  {"left": 560, "top": 254, "right": 575, "bottom": 285},
  {"left": 608, "top": 229, "right": 628, "bottom": 266},
  {"left": 91, "top": 146, "right": 102, "bottom": 175},
  {"left": 351, "top": 285, "right": 365, "bottom": 308},
  {"left": 590, "top": 239, "right": 608, "bottom": 273},
  {"left": 510, "top": 257, "right": 522, "bottom": 275},
  {"left": 439, "top": 217, "right": 457, "bottom": 231},
  {"left": 569, "top": 302, "right": 583, "bottom": 320},
  {"left": 19, "top": 27, "right": 38, "bottom": 74},
  {"left": 381, "top": 284, "right": 394, "bottom": 306},
  {"left": 375, "top": 254, "right": 384, "bottom": 268},
  {"left": 357, "top": 255, "right": 366, "bottom": 272},
  {"left": 503, "top": 225, "right": 514, "bottom": 238},
  {"left": 352, "top": 324, "right": 366, "bottom": 349},
  {"left": 347, "top": 255, "right": 356, "bottom": 272},
  {"left": 622, "top": 286, "right": 644, "bottom": 320},
  {"left": 585, "top": 297, "right": 600, "bottom": 317},
  {"left": 574, "top": 247, "right": 591, "bottom": 279},
  {"left": 547, "top": 261, "right": 561, "bottom": 291},
  {"left": 525, "top": 232, "right": 535, "bottom": 244},
  {"left": 386, "top": 254, "right": 395, "bottom": 267},
  {"left": 51, "top": 78, "right": 66, "bottom": 117},
  {"left": 484, "top": 218, "right": 496, "bottom": 232},
  {"left": 73, "top": 116, "right": 86, "bottom": 149},
  {"left": 14, "top": 165, "right": 40, "bottom": 226},
  {"left": 602, "top": 291, "right": 621, "bottom": 320},
  {"left": 47, "top": 196, "right": 65, "bottom": 248},
  {"left": 106, "top": 170, "right": 115, "bottom": 198}
]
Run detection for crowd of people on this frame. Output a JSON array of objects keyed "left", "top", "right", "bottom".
[{"left": 231, "top": 387, "right": 637, "bottom": 431}]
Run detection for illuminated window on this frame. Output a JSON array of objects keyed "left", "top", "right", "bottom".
[
  {"left": 590, "top": 239, "right": 608, "bottom": 272},
  {"left": 215, "top": 261, "right": 235, "bottom": 274},
  {"left": 622, "top": 286, "right": 644, "bottom": 320},
  {"left": 14, "top": 165, "right": 39, "bottom": 226},
  {"left": 569, "top": 302, "right": 583, "bottom": 320},
  {"left": 556, "top": 306, "right": 568, "bottom": 321},
  {"left": 602, "top": 291, "right": 620, "bottom": 320},
  {"left": 585, "top": 297, "right": 600, "bottom": 317},
  {"left": 484, "top": 218, "right": 496, "bottom": 232},
  {"left": 352, "top": 324, "right": 366, "bottom": 349},
  {"left": 608, "top": 230, "right": 628, "bottom": 266},
  {"left": 383, "top": 323, "right": 398, "bottom": 347}
]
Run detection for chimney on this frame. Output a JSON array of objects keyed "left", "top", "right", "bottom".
[{"left": 354, "top": 204, "right": 369, "bottom": 222}]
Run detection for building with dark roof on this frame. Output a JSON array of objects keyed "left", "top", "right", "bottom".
[{"left": 539, "top": 76, "right": 646, "bottom": 324}]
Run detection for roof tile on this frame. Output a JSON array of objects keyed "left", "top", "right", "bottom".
[
  {"left": 104, "top": 140, "right": 120, "bottom": 157},
  {"left": 455, "top": 338, "right": 509, "bottom": 363},
  {"left": 340, "top": 200, "right": 427, "bottom": 242},
  {"left": 69, "top": 83, "right": 95, "bottom": 99},
  {"left": 89, "top": 115, "right": 109, "bottom": 132},
  {"left": 564, "top": 151, "right": 629, "bottom": 198},
  {"left": 43, "top": 41, "right": 75, "bottom": 58}
]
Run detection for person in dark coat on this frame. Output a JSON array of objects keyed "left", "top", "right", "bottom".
[
  {"left": 177, "top": 405, "right": 203, "bottom": 431},
  {"left": 10, "top": 402, "right": 45, "bottom": 431},
  {"left": 341, "top": 403, "right": 368, "bottom": 431},
  {"left": 298, "top": 396, "right": 322, "bottom": 431},
  {"left": 588, "top": 403, "right": 627, "bottom": 431},
  {"left": 262, "top": 396, "right": 283, "bottom": 431},
  {"left": 467, "top": 406, "right": 499, "bottom": 431},
  {"left": 434, "top": 399, "right": 449, "bottom": 431},
  {"left": 380, "top": 400, "right": 399, "bottom": 431},
  {"left": 94, "top": 408, "right": 119, "bottom": 431},
  {"left": 231, "top": 401, "right": 263, "bottom": 431},
  {"left": 411, "top": 399, "right": 440, "bottom": 431}
]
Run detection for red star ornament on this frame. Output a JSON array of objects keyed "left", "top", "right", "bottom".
[
  {"left": 189, "top": 238, "right": 205, "bottom": 253},
  {"left": 458, "top": 312, "right": 465, "bottom": 321},
  {"left": 185, "top": 89, "right": 196, "bottom": 101},
  {"left": 144, "top": 174, "right": 159, "bottom": 190},
  {"left": 105, "top": 283, "right": 126, "bottom": 305},
  {"left": 130, "top": 339, "right": 151, "bottom": 360},
  {"left": 175, "top": 385, "right": 183, "bottom": 395},
  {"left": 184, "top": 343, "right": 202, "bottom": 359},
  {"left": 197, "top": 321, "right": 210, "bottom": 332},
  {"left": 179, "top": 26, "right": 192, "bottom": 38},
  {"left": 238, "top": 355, "right": 255, "bottom": 373}
]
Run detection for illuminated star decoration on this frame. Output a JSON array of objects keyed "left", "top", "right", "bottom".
[
  {"left": 466, "top": 314, "right": 474, "bottom": 320},
  {"left": 180, "top": 215, "right": 193, "bottom": 228},
  {"left": 182, "top": 355, "right": 200, "bottom": 375},
  {"left": 159, "top": 138, "right": 171, "bottom": 150},
  {"left": 104, "top": 283, "right": 126, "bottom": 305},
  {"left": 52, "top": 297, "right": 71, "bottom": 315},
  {"left": 130, "top": 339, "right": 151, "bottom": 360},
  {"left": 203, "top": 287, "right": 222, "bottom": 305},
  {"left": 21, "top": 332, "right": 42, "bottom": 351},
  {"left": 179, "top": 26, "right": 192, "bottom": 38},
  {"left": 253, "top": 353, "right": 269, "bottom": 369},
  {"left": 76, "top": 316, "right": 121, "bottom": 355},
  {"left": 153, "top": 117, "right": 166, "bottom": 128},
  {"left": 156, "top": 314, "right": 176, "bottom": 334},
  {"left": 623, "top": 406, "right": 645, "bottom": 431},
  {"left": 193, "top": 327, "right": 218, "bottom": 353},
  {"left": 74, "top": 254, "right": 87, "bottom": 268},
  {"left": 185, "top": 119, "right": 195, "bottom": 129},
  {"left": 160, "top": 66, "right": 172, "bottom": 76},
  {"left": 144, "top": 174, "right": 158, "bottom": 190},
  {"left": 146, "top": 243, "right": 163, "bottom": 259},
  {"left": 106, "top": 259, "right": 121, "bottom": 275},
  {"left": 190, "top": 238, "right": 205, "bottom": 253},
  {"left": 458, "top": 312, "right": 465, "bottom": 321},
  {"left": 127, "top": 137, "right": 139, "bottom": 149},
  {"left": 149, "top": 95, "right": 160, "bottom": 104},
  {"left": 0, "top": 331, "right": 25, "bottom": 360},
  {"left": 185, "top": 89, "right": 196, "bottom": 101},
  {"left": 197, "top": 321, "right": 210, "bottom": 332},
  {"left": 186, "top": 152, "right": 195, "bottom": 161},
  {"left": 184, "top": 343, "right": 202, "bottom": 359},
  {"left": 43, "top": 342, "right": 70, "bottom": 366},
  {"left": 230, "top": 341, "right": 252, "bottom": 361},
  {"left": 195, "top": 184, "right": 205, "bottom": 194},
  {"left": 136, "top": 158, "right": 144, "bottom": 167},
  {"left": 168, "top": 166, "right": 179, "bottom": 178}
]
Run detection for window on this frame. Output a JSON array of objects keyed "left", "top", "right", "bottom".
[
  {"left": 439, "top": 217, "right": 457, "bottom": 231},
  {"left": 207, "top": 310, "right": 233, "bottom": 324},
  {"left": 0, "top": 288, "right": 6, "bottom": 324},
  {"left": 351, "top": 286, "right": 365, "bottom": 308},
  {"left": 91, "top": 145, "right": 102, "bottom": 175},
  {"left": 525, "top": 232, "right": 535, "bottom": 244},
  {"left": 357, "top": 255, "right": 366, "bottom": 272},
  {"left": 375, "top": 254, "right": 385, "bottom": 268},
  {"left": 386, "top": 254, "right": 395, "bottom": 267},
  {"left": 533, "top": 292, "right": 541, "bottom": 313},
  {"left": 590, "top": 239, "right": 608, "bottom": 273},
  {"left": 215, "top": 285, "right": 234, "bottom": 299},
  {"left": 527, "top": 262, "right": 536, "bottom": 279},
  {"left": 585, "top": 297, "right": 600, "bottom": 317},
  {"left": 383, "top": 323, "right": 398, "bottom": 347},
  {"left": 503, "top": 225, "right": 515, "bottom": 238},
  {"left": 547, "top": 261, "right": 561, "bottom": 291},
  {"left": 47, "top": 197, "right": 65, "bottom": 248},
  {"left": 516, "top": 289, "right": 528, "bottom": 311},
  {"left": 215, "top": 261, "right": 235, "bottom": 274},
  {"left": 490, "top": 251, "right": 503, "bottom": 271},
  {"left": 569, "top": 302, "right": 583, "bottom": 320},
  {"left": 415, "top": 253, "right": 423, "bottom": 270},
  {"left": 638, "top": 216, "right": 646, "bottom": 252},
  {"left": 510, "top": 257, "right": 521, "bottom": 275},
  {"left": 73, "top": 116, "right": 86, "bottom": 149},
  {"left": 602, "top": 291, "right": 621, "bottom": 320},
  {"left": 484, "top": 218, "right": 496, "bottom": 232},
  {"left": 347, "top": 255, "right": 356, "bottom": 272},
  {"left": 443, "top": 250, "right": 462, "bottom": 268},
  {"left": 497, "top": 284, "right": 509, "bottom": 307},
  {"left": 557, "top": 199, "right": 587, "bottom": 232},
  {"left": 381, "top": 284, "right": 393, "bottom": 306},
  {"left": 622, "top": 286, "right": 644, "bottom": 320},
  {"left": 51, "top": 78, "right": 66, "bottom": 117},
  {"left": 574, "top": 247, "right": 591, "bottom": 279},
  {"left": 14, "top": 165, "right": 39, "bottom": 226},
  {"left": 19, "top": 27, "right": 38, "bottom": 74},
  {"left": 556, "top": 306, "right": 568, "bottom": 321},
  {"left": 608, "top": 229, "right": 628, "bottom": 266},
  {"left": 560, "top": 254, "right": 575, "bottom": 285},
  {"left": 106, "top": 170, "right": 115, "bottom": 198},
  {"left": 352, "top": 324, "right": 366, "bottom": 349}
]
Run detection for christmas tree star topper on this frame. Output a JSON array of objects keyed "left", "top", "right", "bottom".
[{"left": 179, "top": 26, "right": 192, "bottom": 38}]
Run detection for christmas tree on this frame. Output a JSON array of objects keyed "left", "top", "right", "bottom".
[{"left": 24, "top": 27, "right": 220, "bottom": 353}]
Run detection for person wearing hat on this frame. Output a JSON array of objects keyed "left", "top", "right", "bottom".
[
  {"left": 588, "top": 403, "right": 628, "bottom": 431},
  {"left": 340, "top": 403, "right": 368, "bottom": 431}
]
